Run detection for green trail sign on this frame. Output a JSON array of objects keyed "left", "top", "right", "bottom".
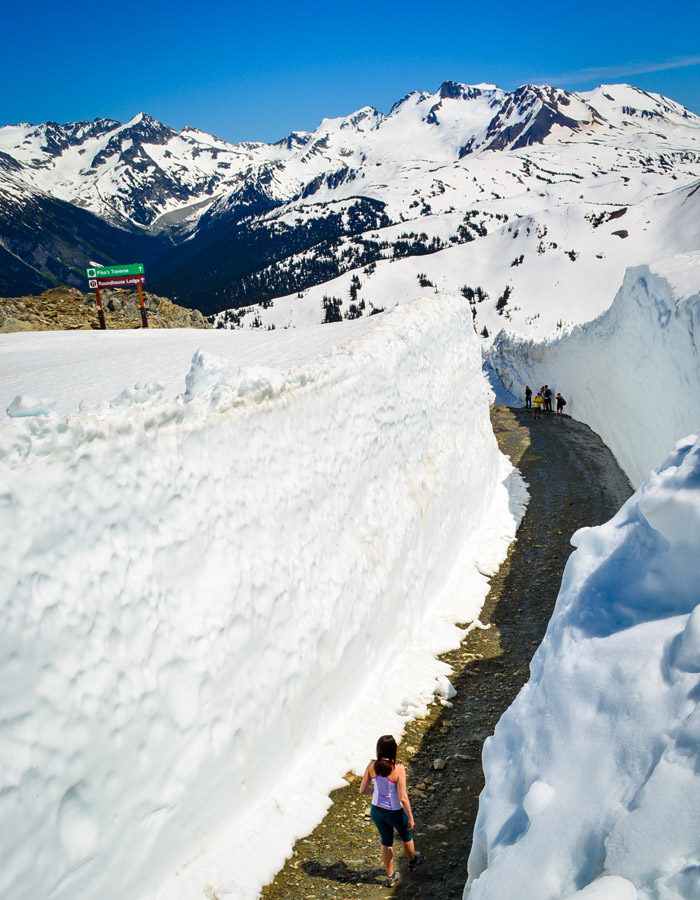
[
  {"left": 85, "top": 262, "right": 149, "bottom": 329},
  {"left": 86, "top": 263, "right": 145, "bottom": 279}
]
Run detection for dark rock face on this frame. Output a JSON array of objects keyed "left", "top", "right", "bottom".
[
  {"left": 89, "top": 115, "right": 178, "bottom": 170},
  {"left": 0, "top": 151, "right": 22, "bottom": 173},
  {"left": 27, "top": 119, "right": 119, "bottom": 158},
  {"left": 275, "top": 132, "right": 313, "bottom": 150},
  {"left": 301, "top": 167, "right": 353, "bottom": 198},
  {"left": 460, "top": 85, "right": 590, "bottom": 156},
  {"left": 340, "top": 108, "right": 381, "bottom": 130},
  {"left": 438, "top": 81, "right": 485, "bottom": 101},
  {"left": 78, "top": 116, "right": 213, "bottom": 228},
  {"left": 509, "top": 87, "right": 582, "bottom": 149},
  {"left": 0, "top": 182, "right": 169, "bottom": 298}
]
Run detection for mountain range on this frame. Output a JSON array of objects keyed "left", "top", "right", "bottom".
[{"left": 1, "top": 81, "right": 699, "bottom": 325}]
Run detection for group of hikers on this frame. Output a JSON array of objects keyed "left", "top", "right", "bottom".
[{"left": 524, "top": 384, "right": 566, "bottom": 420}]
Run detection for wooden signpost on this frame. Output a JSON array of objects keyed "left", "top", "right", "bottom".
[{"left": 86, "top": 264, "right": 148, "bottom": 328}]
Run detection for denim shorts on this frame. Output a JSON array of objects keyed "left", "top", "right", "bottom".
[{"left": 370, "top": 804, "right": 412, "bottom": 845}]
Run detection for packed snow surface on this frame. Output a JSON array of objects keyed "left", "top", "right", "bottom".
[
  {"left": 0, "top": 296, "right": 525, "bottom": 900},
  {"left": 0, "top": 317, "right": 374, "bottom": 418}
]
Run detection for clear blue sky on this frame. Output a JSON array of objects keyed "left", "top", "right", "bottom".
[{"left": 4, "top": 0, "right": 700, "bottom": 143}]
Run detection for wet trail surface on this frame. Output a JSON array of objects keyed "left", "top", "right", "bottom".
[{"left": 261, "top": 408, "right": 633, "bottom": 900}]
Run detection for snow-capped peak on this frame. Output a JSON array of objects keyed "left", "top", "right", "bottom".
[{"left": 1, "top": 79, "right": 699, "bottom": 239}]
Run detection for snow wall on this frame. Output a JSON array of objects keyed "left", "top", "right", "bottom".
[
  {"left": 467, "top": 252, "right": 700, "bottom": 900},
  {"left": 466, "top": 430, "right": 700, "bottom": 900},
  {"left": 487, "top": 251, "right": 700, "bottom": 488},
  {"left": 0, "top": 296, "right": 521, "bottom": 900}
]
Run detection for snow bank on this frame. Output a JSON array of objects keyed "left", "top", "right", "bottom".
[
  {"left": 0, "top": 317, "right": 376, "bottom": 418},
  {"left": 0, "top": 295, "right": 523, "bottom": 900},
  {"left": 466, "top": 430, "right": 700, "bottom": 900},
  {"left": 487, "top": 250, "right": 700, "bottom": 488}
]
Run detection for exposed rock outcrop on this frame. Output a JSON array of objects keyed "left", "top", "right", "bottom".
[{"left": 0, "top": 286, "right": 211, "bottom": 332}]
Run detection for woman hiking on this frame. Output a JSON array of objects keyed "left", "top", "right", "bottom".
[{"left": 360, "top": 735, "right": 424, "bottom": 887}]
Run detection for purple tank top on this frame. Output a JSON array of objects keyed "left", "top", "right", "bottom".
[{"left": 372, "top": 773, "right": 402, "bottom": 810}]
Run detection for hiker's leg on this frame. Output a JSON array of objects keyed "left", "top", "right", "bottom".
[{"left": 380, "top": 844, "right": 394, "bottom": 875}]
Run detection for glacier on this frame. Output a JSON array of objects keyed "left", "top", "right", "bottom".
[{"left": 0, "top": 295, "right": 524, "bottom": 900}]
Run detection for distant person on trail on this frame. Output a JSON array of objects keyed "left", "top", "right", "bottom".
[
  {"left": 525, "top": 385, "right": 532, "bottom": 408},
  {"left": 533, "top": 391, "right": 543, "bottom": 420},
  {"left": 556, "top": 392, "right": 567, "bottom": 417},
  {"left": 543, "top": 384, "right": 553, "bottom": 412},
  {"left": 360, "top": 735, "right": 424, "bottom": 887}
]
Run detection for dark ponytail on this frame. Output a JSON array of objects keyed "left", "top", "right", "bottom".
[{"left": 375, "top": 734, "right": 397, "bottom": 777}]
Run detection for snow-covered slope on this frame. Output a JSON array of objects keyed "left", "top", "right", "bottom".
[
  {"left": 218, "top": 177, "right": 700, "bottom": 339},
  {"left": 0, "top": 296, "right": 524, "bottom": 900},
  {"left": 2, "top": 83, "right": 698, "bottom": 231},
  {"left": 201, "top": 85, "right": 700, "bottom": 332},
  {"left": 0, "top": 114, "right": 279, "bottom": 229},
  {"left": 2, "top": 82, "right": 700, "bottom": 322}
]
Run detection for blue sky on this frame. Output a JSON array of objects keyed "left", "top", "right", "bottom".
[{"left": 4, "top": 0, "right": 700, "bottom": 143}]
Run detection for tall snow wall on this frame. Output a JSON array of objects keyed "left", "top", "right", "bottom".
[
  {"left": 488, "top": 251, "right": 700, "bottom": 488},
  {"left": 465, "top": 431, "right": 700, "bottom": 900},
  {"left": 0, "top": 296, "right": 513, "bottom": 900},
  {"left": 467, "top": 250, "right": 700, "bottom": 900}
]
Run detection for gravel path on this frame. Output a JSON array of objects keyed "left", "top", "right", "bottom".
[{"left": 260, "top": 407, "right": 633, "bottom": 900}]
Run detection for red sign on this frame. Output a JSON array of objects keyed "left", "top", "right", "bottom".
[{"left": 89, "top": 274, "right": 146, "bottom": 289}]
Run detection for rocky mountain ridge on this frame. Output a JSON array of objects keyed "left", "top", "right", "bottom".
[
  {"left": 1, "top": 81, "right": 700, "bottom": 319},
  {"left": 2, "top": 83, "right": 698, "bottom": 232}
]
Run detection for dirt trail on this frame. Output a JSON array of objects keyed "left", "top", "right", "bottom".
[{"left": 260, "top": 407, "right": 633, "bottom": 900}]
